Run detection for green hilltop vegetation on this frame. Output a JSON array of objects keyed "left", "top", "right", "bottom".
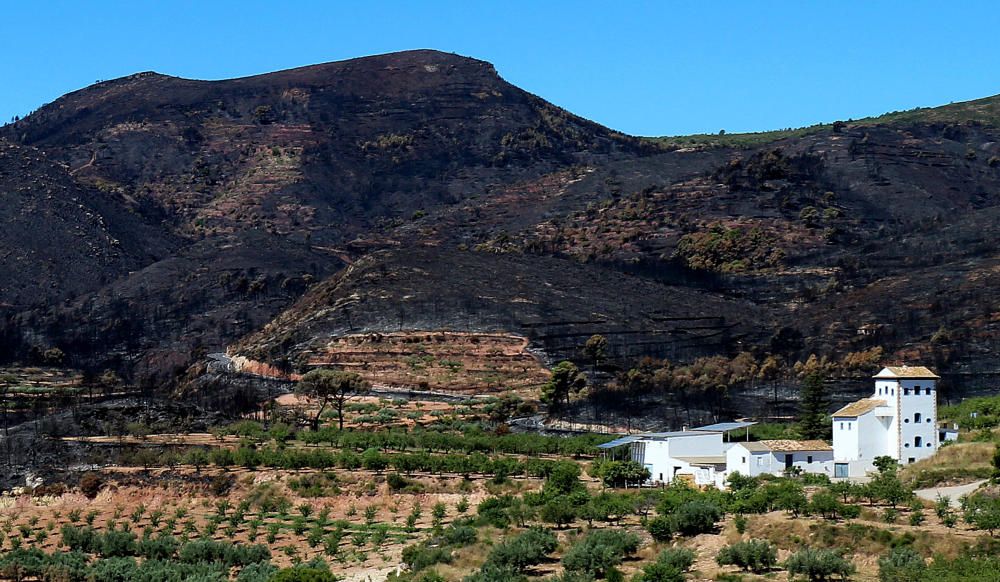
[{"left": 647, "top": 92, "right": 1000, "bottom": 149}]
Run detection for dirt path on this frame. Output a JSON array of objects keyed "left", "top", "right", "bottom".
[{"left": 915, "top": 479, "right": 987, "bottom": 506}]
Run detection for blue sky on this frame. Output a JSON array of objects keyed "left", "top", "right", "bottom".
[{"left": 2, "top": 1, "right": 999, "bottom": 136}]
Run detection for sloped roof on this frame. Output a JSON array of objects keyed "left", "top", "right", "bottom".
[
  {"left": 595, "top": 431, "right": 712, "bottom": 448},
  {"left": 761, "top": 439, "right": 832, "bottom": 452},
  {"left": 874, "top": 366, "right": 940, "bottom": 379},
  {"left": 692, "top": 421, "right": 757, "bottom": 432},
  {"left": 736, "top": 440, "right": 832, "bottom": 452},
  {"left": 596, "top": 436, "right": 639, "bottom": 449},
  {"left": 832, "top": 398, "right": 887, "bottom": 417},
  {"left": 738, "top": 442, "right": 772, "bottom": 453}
]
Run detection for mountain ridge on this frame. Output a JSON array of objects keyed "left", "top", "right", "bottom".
[{"left": 0, "top": 51, "right": 998, "bottom": 413}]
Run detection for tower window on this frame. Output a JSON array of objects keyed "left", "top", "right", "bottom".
[
  {"left": 903, "top": 388, "right": 910, "bottom": 396},
  {"left": 914, "top": 436, "right": 923, "bottom": 447},
  {"left": 925, "top": 387, "right": 932, "bottom": 395},
  {"left": 914, "top": 413, "right": 922, "bottom": 423}
]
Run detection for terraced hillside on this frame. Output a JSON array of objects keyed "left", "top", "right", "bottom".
[{"left": 0, "top": 50, "right": 999, "bottom": 412}]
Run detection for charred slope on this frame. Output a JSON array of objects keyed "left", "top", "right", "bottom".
[
  {"left": 235, "top": 245, "right": 771, "bottom": 368},
  {"left": 234, "top": 97, "right": 1000, "bottom": 398},
  {"left": 0, "top": 50, "right": 637, "bottom": 383},
  {"left": 4, "top": 50, "right": 635, "bottom": 245},
  {"left": 3, "top": 50, "right": 1000, "bottom": 400},
  {"left": 0, "top": 140, "right": 176, "bottom": 308}
]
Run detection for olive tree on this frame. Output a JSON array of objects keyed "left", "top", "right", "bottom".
[{"left": 296, "top": 369, "right": 368, "bottom": 430}]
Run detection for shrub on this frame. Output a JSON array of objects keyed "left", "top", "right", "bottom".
[
  {"left": 671, "top": 500, "right": 723, "bottom": 536},
  {"left": 60, "top": 525, "right": 99, "bottom": 553},
  {"left": 733, "top": 514, "right": 748, "bottom": 534},
  {"left": 137, "top": 534, "right": 179, "bottom": 560},
  {"left": 79, "top": 472, "right": 104, "bottom": 499},
  {"left": 463, "top": 562, "right": 528, "bottom": 582},
  {"left": 487, "top": 527, "right": 557, "bottom": 572},
  {"left": 99, "top": 529, "right": 138, "bottom": 558},
  {"left": 540, "top": 496, "right": 576, "bottom": 528},
  {"left": 561, "top": 529, "right": 640, "bottom": 577},
  {"left": 878, "top": 547, "right": 926, "bottom": 581},
  {"left": 632, "top": 548, "right": 695, "bottom": 582},
  {"left": 244, "top": 482, "right": 290, "bottom": 513},
  {"left": 236, "top": 562, "right": 279, "bottom": 582},
  {"left": 270, "top": 567, "right": 337, "bottom": 582},
  {"left": 477, "top": 496, "right": 515, "bottom": 528},
  {"left": 646, "top": 515, "right": 674, "bottom": 541},
  {"left": 443, "top": 524, "right": 477, "bottom": 547},
  {"left": 543, "top": 461, "right": 583, "bottom": 495},
  {"left": 402, "top": 543, "right": 453, "bottom": 571},
  {"left": 716, "top": 539, "right": 778, "bottom": 573},
  {"left": 785, "top": 547, "right": 855, "bottom": 581}
]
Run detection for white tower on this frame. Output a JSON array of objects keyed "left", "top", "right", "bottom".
[
  {"left": 832, "top": 365, "right": 939, "bottom": 478},
  {"left": 873, "top": 366, "right": 939, "bottom": 464}
]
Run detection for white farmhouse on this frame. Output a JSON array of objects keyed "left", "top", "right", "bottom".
[
  {"left": 832, "top": 366, "right": 940, "bottom": 478},
  {"left": 726, "top": 440, "right": 833, "bottom": 478},
  {"left": 598, "top": 430, "right": 728, "bottom": 489}
]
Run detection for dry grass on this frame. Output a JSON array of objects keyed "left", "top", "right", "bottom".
[{"left": 900, "top": 441, "right": 995, "bottom": 488}]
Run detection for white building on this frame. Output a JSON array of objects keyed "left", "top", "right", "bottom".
[
  {"left": 726, "top": 440, "right": 833, "bottom": 478},
  {"left": 599, "top": 430, "right": 729, "bottom": 489},
  {"left": 832, "top": 366, "right": 940, "bottom": 478},
  {"left": 599, "top": 421, "right": 843, "bottom": 489}
]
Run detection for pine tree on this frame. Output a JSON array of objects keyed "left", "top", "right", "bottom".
[{"left": 798, "top": 372, "right": 831, "bottom": 439}]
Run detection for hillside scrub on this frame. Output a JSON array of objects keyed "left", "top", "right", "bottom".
[
  {"left": 785, "top": 548, "right": 855, "bottom": 581},
  {"left": 716, "top": 539, "right": 778, "bottom": 573}
]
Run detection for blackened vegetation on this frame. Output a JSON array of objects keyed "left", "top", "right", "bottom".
[{"left": 0, "top": 50, "right": 998, "bottom": 420}]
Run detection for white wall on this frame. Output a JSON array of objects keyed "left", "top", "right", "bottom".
[
  {"left": 632, "top": 433, "right": 724, "bottom": 486},
  {"left": 727, "top": 445, "right": 832, "bottom": 478},
  {"left": 897, "top": 379, "right": 937, "bottom": 464},
  {"left": 726, "top": 444, "right": 753, "bottom": 477},
  {"left": 833, "top": 416, "right": 860, "bottom": 460}
]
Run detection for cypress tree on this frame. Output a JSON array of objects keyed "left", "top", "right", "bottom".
[{"left": 798, "top": 372, "right": 831, "bottom": 439}]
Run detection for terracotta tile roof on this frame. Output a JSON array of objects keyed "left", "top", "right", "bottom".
[
  {"left": 736, "top": 440, "right": 832, "bottom": 452},
  {"left": 760, "top": 439, "right": 832, "bottom": 452},
  {"left": 873, "top": 366, "right": 940, "bottom": 379},
  {"left": 832, "top": 398, "right": 887, "bottom": 417}
]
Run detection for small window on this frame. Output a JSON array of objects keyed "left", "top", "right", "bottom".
[
  {"left": 742, "top": 457, "right": 746, "bottom": 464},
  {"left": 915, "top": 413, "right": 922, "bottom": 423},
  {"left": 903, "top": 388, "right": 910, "bottom": 396},
  {"left": 756, "top": 457, "right": 763, "bottom": 466},
  {"left": 840, "top": 422, "right": 844, "bottom": 430},
  {"left": 891, "top": 388, "right": 895, "bottom": 395},
  {"left": 925, "top": 387, "right": 932, "bottom": 395},
  {"left": 908, "top": 457, "right": 915, "bottom": 464},
  {"left": 807, "top": 455, "right": 814, "bottom": 464},
  {"left": 927, "top": 442, "right": 933, "bottom": 447},
  {"left": 926, "top": 418, "right": 932, "bottom": 423},
  {"left": 848, "top": 423, "right": 852, "bottom": 430},
  {"left": 904, "top": 419, "right": 910, "bottom": 423},
  {"left": 904, "top": 443, "right": 910, "bottom": 448},
  {"left": 915, "top": 436, "right": 923, "bottom": 447}
]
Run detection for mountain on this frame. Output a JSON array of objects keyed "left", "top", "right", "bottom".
[
  {"left": 3, "top": 50, "right": 1000, "bottom": 413},
  {"left": 0, "top": 50, "right": 637, "bottom": 384}
]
